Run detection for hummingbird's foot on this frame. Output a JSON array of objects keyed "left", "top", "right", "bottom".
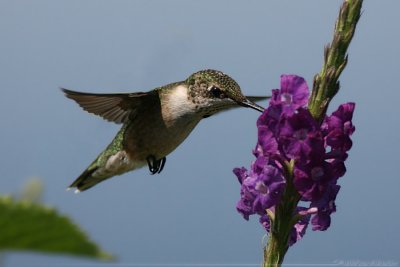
[
  {"left": 146, "top": 155, "right": 167, "bottom": 174},
  {"left": 158, "top": 157, "right": 166, "bottom": 173}
]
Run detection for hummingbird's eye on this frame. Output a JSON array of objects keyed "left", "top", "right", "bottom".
[{"left": 209, "top": 86, "right": 225, "bottom": 99}]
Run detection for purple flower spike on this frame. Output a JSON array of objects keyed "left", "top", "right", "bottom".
[{"left": 234, "top": 74, "right": 355, "bottom": 246}]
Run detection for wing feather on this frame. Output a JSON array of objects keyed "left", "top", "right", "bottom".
[{"left": 61, "top": 88, "right": 156, "bottom": 124}]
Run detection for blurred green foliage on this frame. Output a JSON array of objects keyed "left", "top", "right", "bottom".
[{"left": 0, "top": 178, "right": 113, "bottom": 260}]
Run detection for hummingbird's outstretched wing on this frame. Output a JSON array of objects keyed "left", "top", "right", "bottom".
[{"left": 61, "top": 88, "right": 158, "bottom": 124}]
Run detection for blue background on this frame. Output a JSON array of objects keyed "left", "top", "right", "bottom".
[{"left": 0, "top": 0, "right": 398, "bottom": 266}]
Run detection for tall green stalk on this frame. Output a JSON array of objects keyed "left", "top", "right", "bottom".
[
  {"left": 309, "top": 0, "right": 363, "bottom": 123},
  {"left": 263, "top": 160, "right": 300, "bottom": 267}
]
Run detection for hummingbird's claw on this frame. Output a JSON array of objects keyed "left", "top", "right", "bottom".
[
  {"left": 146, "top": 155, "right": 166, "bottom": 174},
  {"left": 158, "top": 157, "right": 166, "bottom": 174},
  {"left": 146, "top": 155, "right": 157, "bottom": 174}
]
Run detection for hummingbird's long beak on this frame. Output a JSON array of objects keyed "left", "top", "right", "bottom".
[{"left": 238, "top": 98, "right": 266, "bottom": 112}]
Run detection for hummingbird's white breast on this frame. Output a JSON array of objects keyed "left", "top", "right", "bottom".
[{"left": 161, "top": 84, "right": 199, "bottom": 125}]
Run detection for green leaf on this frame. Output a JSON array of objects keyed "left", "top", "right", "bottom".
[{"left": 0, "top": 196, "right": 113, "bottom": 260}]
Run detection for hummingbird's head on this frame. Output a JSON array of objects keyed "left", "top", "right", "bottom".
[{"left": 186, "top": 69, "right": 265, "bottom": 117}]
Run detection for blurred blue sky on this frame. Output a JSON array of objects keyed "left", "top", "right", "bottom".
[{"left": 0, "top": 0, "right": 399, "bottom": 266}]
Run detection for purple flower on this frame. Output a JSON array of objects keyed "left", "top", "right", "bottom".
[
  {"left": 257, "top": 126, "right": 278, "bottom": 156},
  {"left": 270, "top": 75, "right": 309, "bottom": 113},
  {"left": 234, "top": 167, "right": 255, "bottom": 220},
  {"left": 234, "top": 157, "right": 286, "bottom": 219},
  {"left": 234, "top": 167, "right": 248, "bottom": 184},
  {"left": 234, "top": 74, "right": 355, "bottom": 246},
  {"left": 236, "top": 197, "right": 253, "bottom": 221},
  {"left": 279, "top": 109, "right": 324, "bottom": 162},
  {"left": 310, "top": 184, "right": 340, "bottom": 231},
  {"left": 322, "top": 103, "right": 356, "bottom": 152},
  {"left": 293, "top": 156, "right": 342, "bottom": 201},
  {"left": 259, "top": 214, "right": 271, "bottom": 232},
  {"left": 252, "top": 161, "right": 286, "bottom": 214},
  {"left": 257, "top": 103, "right": 283, "bottom": 135},
  {"left": 289, "top": 207, "right": 311, "bottom": 246}
]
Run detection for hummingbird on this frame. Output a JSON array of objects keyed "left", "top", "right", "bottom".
[{"left": 62, "top": 69, "right": 267, "bottom": 192}]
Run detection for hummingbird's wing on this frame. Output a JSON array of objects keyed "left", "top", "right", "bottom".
[{"left": 61, "top": 88, "right": 158, "bottom": 124}]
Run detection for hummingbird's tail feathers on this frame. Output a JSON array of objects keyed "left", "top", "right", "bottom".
[
  {"left": 68, "top": 165, "right": 101, "bottom": 192},
  {"left": 67, "top": 146, "right": 144, "bottom": 192}
]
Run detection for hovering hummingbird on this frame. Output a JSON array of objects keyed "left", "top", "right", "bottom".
[{"left": 62, "top": 69, "right": 267, "bottom": 192}]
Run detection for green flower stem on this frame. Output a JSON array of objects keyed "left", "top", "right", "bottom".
[
  {"left": 263, "top": 161, "right": 300, "bottom": 267},
  {"left": 263, "top": 189, "right": 300, "bottom": 267},
  {"left": 308, "top": 0, "right": 363, "bottom": 123},
  {"left": 263, "top": 1, "right": 362, "bottom": 266}
]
